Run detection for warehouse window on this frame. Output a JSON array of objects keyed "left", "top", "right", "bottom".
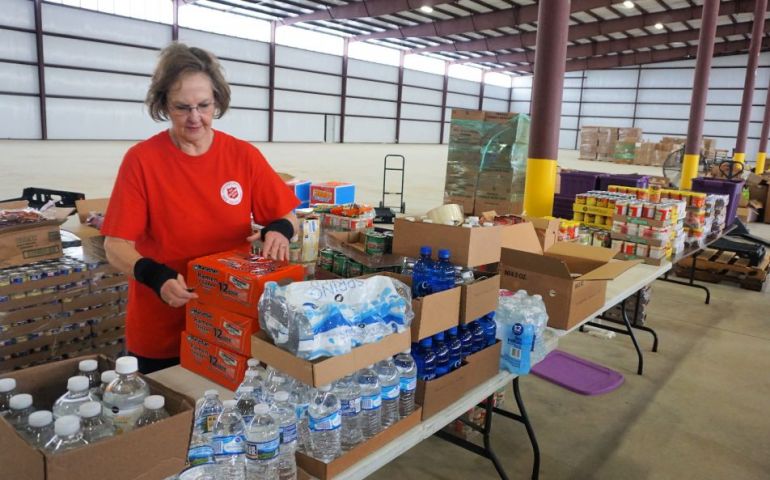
[
  {"left": 485, "top": 72, "right": 512, "bottom": 88},
  {"left": 178, "top": 4, "right": 271, "bottom": 41},
  {"left": 46, "top": 0, "right": 174, "bottom": 24},
  {"left": 348, "top": 41, "right": 401, "bottom": 66},
  {"left": 448, "top": 64, "right": 483, "bottom": 82},
  {"left": 276, "top": 26, "right": 343, "bottom": 56},
  {"left": 404, "top": 54, "right": 446, "bottom": 75}
]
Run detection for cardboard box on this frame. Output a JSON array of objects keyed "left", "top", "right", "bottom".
[
  {"left": 296, "top": 408, "right": 422, "bottom": 480},
  {"left": 498, "top": 223, "right": 639, "bottom": 330},
  {"left": 187, "top": 248, "right": 305, "bottom": 318},
  {"left": 286, "top": 179, "right": 311, "bottom": 205},
  {"left": 180, "top": 331, "right": 248, "bottom": 391},
  {"left": 451, "top": 109, "right": 486, "bottom": 121},
  {"left": 737, "top": 206, "right": 760, "bottom": 223},
  {"left": 460, "top": 274, "right": 500, "bottom": 324},
  {"left": 392, "top": 218, "right": 502, "bottom": 268},
  {"left": 473, "top": 197, "right": 522, "bottom": 216},
  {"left": 500, "top": 218, "right": 560, "bottom": 253},
  {"left": 416, "top": 341, "right": 501, "bottom": 419},
  {"left": 250, "top": 329, "right": 410, "bottom": 387},
  {"left": 310, "top": 182, "right": 355, "bottom": 205},
  {"left": 185, "top": 299, "right": 255, "bottom": 356},
  {"left": 444, "top": 195, "right": 475, "bottom": 215},
  {"left": 0, "top": 354, "right": 194, "bottom": 480},
  {"left": 60, "top": 198, "right": 109, "bottom": 262},
  {"left": 0, "top": 202, "right": 72, "bottom": 268}
]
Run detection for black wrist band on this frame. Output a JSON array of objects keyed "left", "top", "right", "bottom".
[
  {"left": 133, "top": 257, "right": 178, "bottom": 298},
  {"left": 260, "top": 218, "right": 294, "bottom": 242}
]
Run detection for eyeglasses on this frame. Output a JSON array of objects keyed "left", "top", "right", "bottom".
[{"left": 168, "top": 101, "right": 215, "bottom": 116}]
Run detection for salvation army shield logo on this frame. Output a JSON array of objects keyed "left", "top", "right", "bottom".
[{"left": 220, "top": 181, "right": 243, "bottom": 205}]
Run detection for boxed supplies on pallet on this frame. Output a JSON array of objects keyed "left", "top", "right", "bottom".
[
  {"left": 416, "top": 341, "right": 501, "bottom": 419},
  {"left": 0, "top": 201, "right": 73, "bottom": 268},
  {"left": 250, "top": 329, "right": 410, "bottom": 387},
  {"left": 180, "top": 331, "right": 248, "bottom": 391},
  {"left": 392, "top": 218, "right": 503, "bottom": 268},
  {"left": 0, "top": 354, "right": 195, "bottom": 480},
  {"left": 186, "top": 248, "right": 305, "bottom": 318},
  {"left": 499, "top": 222, "right": 639, "bottom": 330}
]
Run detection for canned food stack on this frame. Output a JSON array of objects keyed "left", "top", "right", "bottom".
[
  {"left": 573, "top": 190, "right": 639, "bottom": 230},
  {"left": 682, "top": 193, "right": 730, "bottom": 246},
  {"left": 317, "top": 229, "right": 398, "bottom": 279},
  {"left": 315, "top": 203, "right": 375, "bottom": 232}
]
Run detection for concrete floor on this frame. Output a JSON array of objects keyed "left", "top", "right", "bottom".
[{"left": 3, "top": 138, "right": 770, "bottom": 479}]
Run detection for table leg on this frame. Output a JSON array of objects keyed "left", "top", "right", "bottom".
[
  {"left": 658, "top": 254, "right": 711, "bottom": 304},
  {"left": 621, "top": 298, "right": 644, "bottom": 375},
  {"left": 493, "top": 377, "right": 541, "bottom": 480}
]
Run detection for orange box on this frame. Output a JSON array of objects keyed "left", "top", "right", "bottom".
[
  {"left": 179, "top": 331, "right": 248, "bottom": 391},
  {"left": 187, "top": 248, "right": 306, "bottom": 318},
  {"left": 185, "top": 299, "right": 256, "bottom": 356}
]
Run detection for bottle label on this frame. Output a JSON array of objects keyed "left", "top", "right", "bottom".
[
  {"left": 212, "top": 434, "right": 245, "bottom": 456},
  {"left": 187, "top": 444, "right": 215, "bottom": 466},
  {"left": 309, "top": 411, "right": 341, "bottom": 431},
  {"left": 246, "top": 437, "right": 279, "bottom": 460},
  {"left": 399, "top": 376, "right": 416, "bottom": 392},
  {"left": 280, "top": 423, "right": 298, "bottom": 444},
  {"left": 195, "top": 412, "right": 220, "bottom": 434},
  {"left": 103, "top": 404, "right": 143, "bottom": 434},
  {"left": 340, "top": 397, "right": 361, "bottom": 416},
  {"left": 381, "top": 384, "right": 400, "bottom": 400},
  {"left": 295, "top": 403, "right": 309, "bottom": 420},
  {"left": 361, "top": 394, "right": 381, "bottom": 410}
]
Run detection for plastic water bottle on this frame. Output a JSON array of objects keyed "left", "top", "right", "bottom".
[
  {"left": 271, "top": 391, "right": 298, "bottom": 480},
  {"left": 375, "top": 359, "right": 400, "bottom": 428},
  {"left": 236, "top": 370, "right": 264, "bottom": 405},
  {"left": 0, "top": 378, "right": 17, "bottom": 415},
  {"left": 459, "top": 324, "right": 473, "bottom": 359},
  {"left": 446, "top": 327, "right": 463, "bottom": 370},
  {"left": 393, "top": 350, "right": 417, "bottom": 418},
  {"left": 481, "top": 313, "right": 497, "bottom": 347},
  {"left": 265, "top": 374, "right": 289, "bottom": 406},
  {"left": 53, "top": 376, "right": 98, "bottom": 419},
  {"left": 195, "top": 389, "right": 223, "bottom": 442},
  {"left": 247, "top": 358, "right": 268, "bottom": 383},
  {"left": 356, "top": 365, "right": 382, "bottom": 439},
  {"left": 78, "top": 401, "right": 115, "bottom": 443},
  {"left": 78, "top": 359, "right": 100, "bottom": 390},
  {"left": 432, "top": 249, "right": 455, "bottom": 292},
  {"left": 98, "top": 370, "right": 117, "bottom": 399},
  {"left": 7, "top": 393, "right": 34, "bottom": 432},
  {"left": 136, "top": 395, "right": 170, "bottom": 427},
  {"left": 417, "top": 337, "right": 437, "bottom": 381},
  {"left": 470, "top": 320, "right": 485, "bottom": 354},
  {"left": 332, "top": 374, "right": 363, "bottom": 451},
  {"left": 26, "top": 410, "right": 55, "bottom": 448},
  {"left": 45, "top": 415, "right": 88, "bottom": 453},
  {"left": 236, "top": 386, "right": 259, "bottom": 426},
  {"left": 289, "top": 382, "right": 313, "bottom": 454},
  {"left": 245, "top": 403, "right": 279, "bottom": 479},
  {"left": 102, "top": 356, "right": 150, "bottom": 433},
  {"left": 433, "top": 332, "right": 450, "bottom": 377},
  {"left": 308, "top": 384, "right": 341, "bottom": 462},
  {"left": 212, "top": 400, "right": 246, "bottom": 480},
  {"left": 412, "top": 246, "right": 434, "bottom": 297}
]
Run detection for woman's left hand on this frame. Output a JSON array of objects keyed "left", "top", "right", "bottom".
[{"left": 248, "top": 230, "right": 290, "bottom": 261}]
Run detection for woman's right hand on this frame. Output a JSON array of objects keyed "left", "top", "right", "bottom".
[{"left": 160, "top": 274, "right": 198, "bottom": 308}]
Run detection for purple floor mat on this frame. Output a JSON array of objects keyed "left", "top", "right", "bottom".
[{"left": 531, "top": 350, "right": 624, "bottom": 395}]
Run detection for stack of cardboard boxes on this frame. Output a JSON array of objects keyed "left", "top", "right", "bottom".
[
  {"left": 597, "top": 127, "right": 619, "bottom": 162},
  {"left": 740, "top": 172, "right": 770, "bottom": 224},
  {"left": 580, "top": 126, "right": 642, "bottom": 162},
  {"left": 578, "top": 126, "right": 599, "bottom": 160},
  {"left": 443, "top": 109, "right": 529, "bottom": 216}
]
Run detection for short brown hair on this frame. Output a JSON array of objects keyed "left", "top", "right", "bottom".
[{"left": 146, "top": 43, "right": 231, "bottom": 121}]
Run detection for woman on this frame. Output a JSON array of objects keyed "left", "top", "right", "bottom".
[{"left": 102, "top": 43, "right": 299, "bottom": 374}]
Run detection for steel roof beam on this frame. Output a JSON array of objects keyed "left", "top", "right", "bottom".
[
  {"left": 279, "top": 0, "right": 461, "bottom": 26},
  {"left": 409, "top": 0, "right": 759, "bottom": 54}
]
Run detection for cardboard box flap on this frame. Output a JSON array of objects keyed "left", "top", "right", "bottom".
[
  {"left": 546, "top": 242, "right": 617, "bottom": 262},
  {"left": 0, "top": 200, "right": 30, "bottom": 210},
  {"left": 580, "top": 259, "right": 642, "bottom": 281},
  {"left": 500, "top": 222, "right": 543, "bottom": 255},
  {"left": 75, "top": 198, "right": 109, "bottom": 224},
  {"left": 500, "top": 247, "right": 573, "bottom": 279}
]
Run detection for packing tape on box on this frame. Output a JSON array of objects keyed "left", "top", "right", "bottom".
[{"left": 427, "top": 204, "right": 465, "bottom": 225}]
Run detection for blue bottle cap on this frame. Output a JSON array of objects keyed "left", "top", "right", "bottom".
[
  {"left": 438, "top": 249, "right": 450, "bottom": 259},
  {"left": 447, "top": 326, "right": 458, "bottom": 335},
  {"left": 420, "top": 246, "right": 432, "bottom": 256},
  {"left": 433, "top": 332, "right": 445, "bottom": 341},
  {"left": 419, "top": 337, "right": 433, "bottom": 347}
]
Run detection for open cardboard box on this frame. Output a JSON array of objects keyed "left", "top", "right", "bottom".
[
  {"left": 60, "top": 198, "right": 109, "bottom": 262},
  {"left": 0, "top": 354, "right": 194, "bottom": 480},
  {"left": 459, "top": 273, "right": 500, "bottom": 324},
  {"left": 499, "top": 223, "right": 640, "bottom": 330},
  {"left": 392, "top": 218, "right": 502, "bottom": 268},
  {"left": 251, "top": 329, "right": 410, "bottom": 387},
  {"left": 416, "top": 341, "right": 501, "bottom": 419},
  {"left": 0, "top": 201, "right": 73, "bottom": 268},
  {"left": 296, "top": 407, "right": 422, "bottom": 480}
]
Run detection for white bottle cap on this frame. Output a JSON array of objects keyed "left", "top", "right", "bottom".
[
  {"left": 0, "top": 378, "right": 16, "bottom": 393},
  {"left": 54, "top": 416, "right": 80, "bottom": 437},
  {"left": 115, "top": 356, "right": 138, "bottom": 375},
  {"left": 247, "top": 358, "right": 260, "bottom": 367},
  {"left": 101, "top": 370, "right": 117, "bottom": 384},
  {"left": 144, "top": 395, "right": 165, "bottom": 410},
  {"left": 273, "top": 376, "right": 285, "bottom": 385},
  {"left": 223, "top": 400, "right": 237, "bottom": 409},
  {"left": 244, "top": 370, "right": 257, "bottom": 378},
  {"left": 10, "top": 393, "right": 32, "bottom": 410},
  {"left": 318, "top": 384, "right": 332, "bottom": 392},
  {"left": 67, "top": 376, "right": 89, "bottom": 393},
  {"left": 79, "top": 359, "right": 98, "bottom": 372},
  {"left": 240, "top": 386, "right": 254, "bottom": 393},
  {"left": 253, "top": 404, "right": 269, "bottom": 415},
  {"left": 29, "top": 410, "right": 53, "bottom": 428},
  {"left": 204, "top": 389, "right": 219, "bottom": 398},
  {"left": 401, "top": 349, "right": 411, "bottom": 354},
  {"left": 78, "top": 401, "right": 101, "bottom": 419},
  {"left": 274, "top": 391, "right": 289, "bottom": 403}
]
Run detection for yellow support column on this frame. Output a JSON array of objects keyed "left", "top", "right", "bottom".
[
  {"left": 756, "top": 152, "right": 767, "bottom": 174},
  {"left": 681, "top": 153, "right": 701, "bottom": 190},
  {"left": 523, "top": 158, "right": 557, "bottom": 217},
  {"left": 733, "top": 152, "right": 746, "bottom": 164}
]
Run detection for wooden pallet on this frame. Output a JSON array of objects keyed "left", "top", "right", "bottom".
[{"left": 675, "top": 249, "right": 770, "bottom": 292}]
